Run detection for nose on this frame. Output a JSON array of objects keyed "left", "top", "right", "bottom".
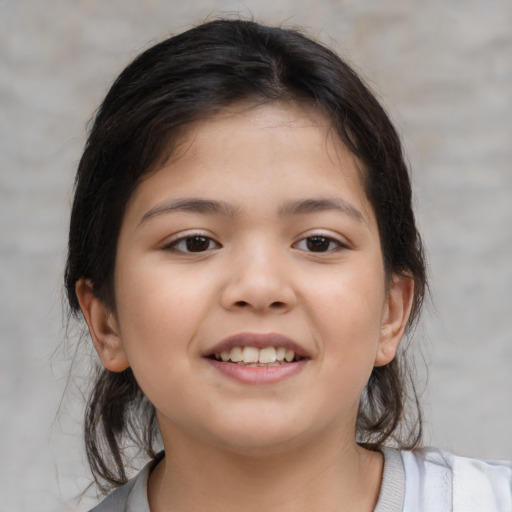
[{"left": 220, "top": 246, "right": 297, "bottom": 314}]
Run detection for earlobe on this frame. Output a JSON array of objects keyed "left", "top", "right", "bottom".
[
  {"left": 75, "top": 279, "right": 130, "bottom": 372},
  {"left": 374, "top": 274, "right": 414, "bottom": 367}
]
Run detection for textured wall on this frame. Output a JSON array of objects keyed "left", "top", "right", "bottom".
[{"left": 1, "top": 1, "right": 511, "bottom": 510}]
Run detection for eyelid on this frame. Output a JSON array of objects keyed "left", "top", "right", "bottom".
[
  {"left": 296, "top": 229, "right": 348, "bottom": 244},
  {"left": 293, "top": 230, "right": 349, "bottom": 251},
  {"left": 162, "top": 230, "right": 221, "bottom": 252}
]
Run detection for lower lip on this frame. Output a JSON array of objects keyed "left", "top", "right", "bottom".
[{"left": 206, "top": 358, "right": 308, "bottom": 385}]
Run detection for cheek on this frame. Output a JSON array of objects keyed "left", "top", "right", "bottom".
[
  {"left": 112, "top": 264, "right": 210, "bottom": 412},
  {"left": 307, "top": 266, "right": 386, "bottom": 382},
  {"left": 113, "top": 259, "right": 212, "bottom": 363},
  {"left": 309, "top": 264, "right": 386, "bottom": 334}
]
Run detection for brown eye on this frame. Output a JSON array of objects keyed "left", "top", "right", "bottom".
[
  {"left": 185, "top": 236, "right": 211, "bottom": 252},
  {"left": 294, "top": 235, "right": 344, "bottom": 253},
  {"left": 166, "top": 234, "right": 220, "bottom": 253},
  {"left": 306, "top": 236, "right": 332, "bottom": 252}
]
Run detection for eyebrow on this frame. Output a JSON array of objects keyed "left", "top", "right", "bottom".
[
  {"left": 138, "top": 196, "right": 365, "bottom": 226},
  {"left": 139, "top": 198, "right": 240, "bottom": 226},
  {"left": 279, "top": 198, "right": 365, "bottom": 223}
]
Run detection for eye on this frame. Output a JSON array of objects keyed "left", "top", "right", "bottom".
[
  {"left": 294, "top": 235, "right": 344, "bottom": 253},
  {"left": 165, "top": 234, "right": 220, "bottom": 253}
]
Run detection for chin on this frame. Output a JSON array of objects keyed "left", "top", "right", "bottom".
[
  {"left": 214, "top": 432, "right": 304, "bottom": 459},
  {"left": 200, "top": 414, "right": 315, "bottom": 458}
]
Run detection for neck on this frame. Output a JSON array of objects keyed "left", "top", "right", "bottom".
[{"left": 148, "top": 429, "right": 383, "bottom": 512}]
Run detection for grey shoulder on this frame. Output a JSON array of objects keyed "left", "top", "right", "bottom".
[
  {"left": 88, "top": 481, "right": 135, "bottom": 512},
  {"left": 87, "top": 462, "right": 153, "bottom": 512},
  {"left": 88, "top": 477, "right": 140, "bottom": 512}
]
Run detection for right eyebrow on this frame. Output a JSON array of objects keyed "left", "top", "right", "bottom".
[
  {"left": 279, "top": 197, "right": 366, "bottom": 224},
  {"left": 138, "top": 198, "right": 239, "bottom": 227}
]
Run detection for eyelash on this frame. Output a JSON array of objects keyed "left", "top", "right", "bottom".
[
  {"left": 164, "top": 233, "right": 221, "bottom": 253},
  {"left": 164, "top": 232, "right": 346, "bottom": 254},
  {"left": 293, "top": 234, "right": 346, "bottom": 253}
]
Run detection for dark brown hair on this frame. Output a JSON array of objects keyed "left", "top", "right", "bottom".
[{"left": 65, "top": 19, "right": 426, "bottom": 494}]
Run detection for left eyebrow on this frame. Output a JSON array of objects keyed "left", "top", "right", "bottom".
[
  {"left": 279, "top": 198, "right": 366, "bottom": 223},
  {"left": 138, "top": 198, "right": 239, "bottom": 227}
]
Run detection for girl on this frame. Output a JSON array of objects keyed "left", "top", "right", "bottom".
[{"left": 65, "top": 19, "right": 511, "bottom": 512}]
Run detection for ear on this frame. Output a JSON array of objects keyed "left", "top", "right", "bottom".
[
  {"left": 374, "top": 274, "right": 414, "bottom": 367},
  {"left": 75, "top": 279, "right": 130, "bottom": 372}
]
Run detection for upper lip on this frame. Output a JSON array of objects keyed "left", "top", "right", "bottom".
[{"left": 205, "top": 332, "right": 310, "bottom": 359}]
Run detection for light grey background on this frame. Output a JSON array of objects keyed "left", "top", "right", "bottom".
[{"left": 1, "top": 1, "right": 511, "bottom": 511}]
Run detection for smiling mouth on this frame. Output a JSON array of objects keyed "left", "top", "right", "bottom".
[{"left": 209, "top": 346, "right": 305, "bottom": 366}]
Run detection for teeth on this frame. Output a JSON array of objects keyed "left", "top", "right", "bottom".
[
  {"left": 230, "top": 346, "right": 243, "bottom": 362},
  {"left": 276, "top": 347, "right": 286, "bottom": 361},
  {"left": 259, "top": 347, "right": 277, "bottom": 363},
  {"left": 214, "top": 346, "right": 299, "bottom": 365},
  {"left": 242, "top": 346, "right": 259, "bottom": 363},
  {"left": 285, "top": 349, "right": 295, "bottom": 362}
]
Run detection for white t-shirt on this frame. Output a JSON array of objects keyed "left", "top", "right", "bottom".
[
  {"left": 376, "top": 448, "right": 512, "bottom": 511},
  {"left": 89, "top": 448, "right": 512, "bottom": 512}
]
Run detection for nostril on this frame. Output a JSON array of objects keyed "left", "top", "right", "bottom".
[{"left": 233, "top": 300, "right": 286, "bottom": 309}]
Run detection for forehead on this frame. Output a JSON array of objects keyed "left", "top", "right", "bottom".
[
  {"left": 129, "top": 101, "right": 373, "bottom": 222},
  {"left": 176, "top": 101, "right": 342, "bottom": 155}
]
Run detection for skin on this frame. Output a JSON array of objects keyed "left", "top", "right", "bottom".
[{"left": 77, "top": 101, "right": 414, "bottom": 512}]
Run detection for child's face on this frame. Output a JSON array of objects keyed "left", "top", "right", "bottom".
[{"left": 84, "top": 101, "right": 412, "bottom": 454}]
